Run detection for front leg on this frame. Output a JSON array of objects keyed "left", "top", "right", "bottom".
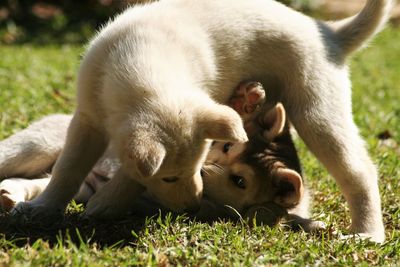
[
  {"left": 85, "top": 168, "right": 145, "bottom": 219},
  {"left": 12, "top": 113, "right": 107, "bottom": 221}
]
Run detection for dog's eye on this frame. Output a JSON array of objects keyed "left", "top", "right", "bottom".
[
  {"left": 162, "top": 177, "right": 179, "bottom": 183},
  {"left": 230, "top": 175, "right": 246, "bottom": 189},
  {"left": 223, "top": 142, "right": 233, "bottom": 153}
]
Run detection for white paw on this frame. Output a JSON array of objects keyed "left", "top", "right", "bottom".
[
  {"left": 302, "top": 220, "right": 327, "bottom": 233},
  {"left": 0, "top": 187, "right": 25, "bottom": 211}
]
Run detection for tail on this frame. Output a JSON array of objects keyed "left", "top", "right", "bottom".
[{"left": 329, "top": 0, "right": 393, "bottom": 57}]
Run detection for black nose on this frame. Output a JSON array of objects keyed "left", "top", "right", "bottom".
[{"left": 185, "top": 203, "right": 201, "bottom": 214}]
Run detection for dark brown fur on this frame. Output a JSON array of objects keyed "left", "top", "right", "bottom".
[{"left": 243, "top": 121, "right": 303, "bottom": 210}]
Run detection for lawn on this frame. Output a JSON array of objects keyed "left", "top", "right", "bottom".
[{"left": 0, "top": 25, "right": 399, "bottom": 266}]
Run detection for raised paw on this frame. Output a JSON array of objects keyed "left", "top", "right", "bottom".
[{"left": 230, "top": 81, "right": 266, "bottom": 121}]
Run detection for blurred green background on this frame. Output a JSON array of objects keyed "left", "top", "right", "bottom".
[{"left": 0, "top": 0, "right": 315, "bottom": 44}]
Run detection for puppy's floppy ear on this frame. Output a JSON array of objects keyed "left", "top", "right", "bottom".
[
  {"left": 198, "top": 104, "right": 248, "bottom": 142},
  {"left": 260, "top": 103, "right": 286, "bottom": 141},
  {"left": 127, "top": 133, "right": 166, "bottom": 179},
  {"left": 273, "top": 168, "right": 303, "bottom": 208}
]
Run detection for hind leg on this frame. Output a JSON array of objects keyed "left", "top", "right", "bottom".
[
  {"left": 0, "top": 115, "right": 71, "bottom": 179},
  {"left": 287, "top": 76, "right": 384, "bottom": 242}
]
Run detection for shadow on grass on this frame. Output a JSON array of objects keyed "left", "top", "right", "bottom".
[
  {"left": 0, "top": 210, "right": 148, "bottom": 247},
  {"left": 0, "top": 201, "right": 290, "bottom": 248}
]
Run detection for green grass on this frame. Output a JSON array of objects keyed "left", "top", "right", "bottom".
[
  {"left": 0, "top": 25, "right": 399, "bottom": 266},
  {"left": 0, "top": 45, "right": 80, "bottom": 139}
]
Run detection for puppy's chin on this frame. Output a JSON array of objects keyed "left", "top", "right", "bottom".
[{"left": 138, "top": 171, "right": 203, "bottom": 213}]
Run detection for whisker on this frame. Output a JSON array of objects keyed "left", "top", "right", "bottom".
[
  {"left": 201, "top": 167, "right": 211, "bottom": 176},
  {"left": 211, "top": 162, "right": 225, "bottom": 172},
  {"left": 203, "top": 162, "right": 225, "bottom": 176}
]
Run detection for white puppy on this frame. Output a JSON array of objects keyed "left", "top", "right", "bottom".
[{"left": 13, "top": 0, "right": 391, "bottom": 242}]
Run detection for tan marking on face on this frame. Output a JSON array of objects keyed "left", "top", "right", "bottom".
[
  {"left": 205, "top": 141, "right": 246, "bottom": 165},
  {"left": 202, "top": 141, "right": 263, "bottom": 211}
]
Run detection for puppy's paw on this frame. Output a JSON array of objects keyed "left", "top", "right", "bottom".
[
  {"left": 0, "top": 188, "right": 25, "bottom": 212},
  {"left": 286, "top": 216, "right": 327, "bottom": 233},
  {"left": 339, "top": 232, "right": 385, "bottom": 243},
  {"left": 10, "top": 200, "right": 63, "bottom": 223},
  {"left": 85, "top": 194, "right": 127, "bottom": 220},
  {"left": 285, "top": 213, "right": 327, "bottom": 233},
  {"left": 304, "top": 220, "right": 327, "bottom": 232},
  {"left": 230, "top": 81, "right": 265, "bottom": 121}
]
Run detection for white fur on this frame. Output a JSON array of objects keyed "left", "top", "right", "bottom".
[
  {"left": 11, "top": 0, "right": 391, "bottom": 242},
  {"left": 0, "top": 114, "right": 70, "bottom": 178}
]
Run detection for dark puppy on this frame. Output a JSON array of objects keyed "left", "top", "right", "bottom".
[{"left": 201, "top": 82, "right": 324, "bottom": 231}]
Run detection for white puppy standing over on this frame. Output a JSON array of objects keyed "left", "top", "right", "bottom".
[
  {"left": 14, "top": 3, "right": 250, "bottom": 216},
  {"left": 13, "top": 0, "right": 391, "bottom": 242}
]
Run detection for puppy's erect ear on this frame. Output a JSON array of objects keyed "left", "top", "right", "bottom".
[
  {"left": 273, "top": 168, "right": 303, "bottom": 208},
  {"left": 261, "top": 103, "right": 286, "bottom": 141},
  {"left": 127, "top": 133, "right": 166, "bottom": 179},
  {"left": 198, "top": 104, "right": 248, "bottom": 142}
]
